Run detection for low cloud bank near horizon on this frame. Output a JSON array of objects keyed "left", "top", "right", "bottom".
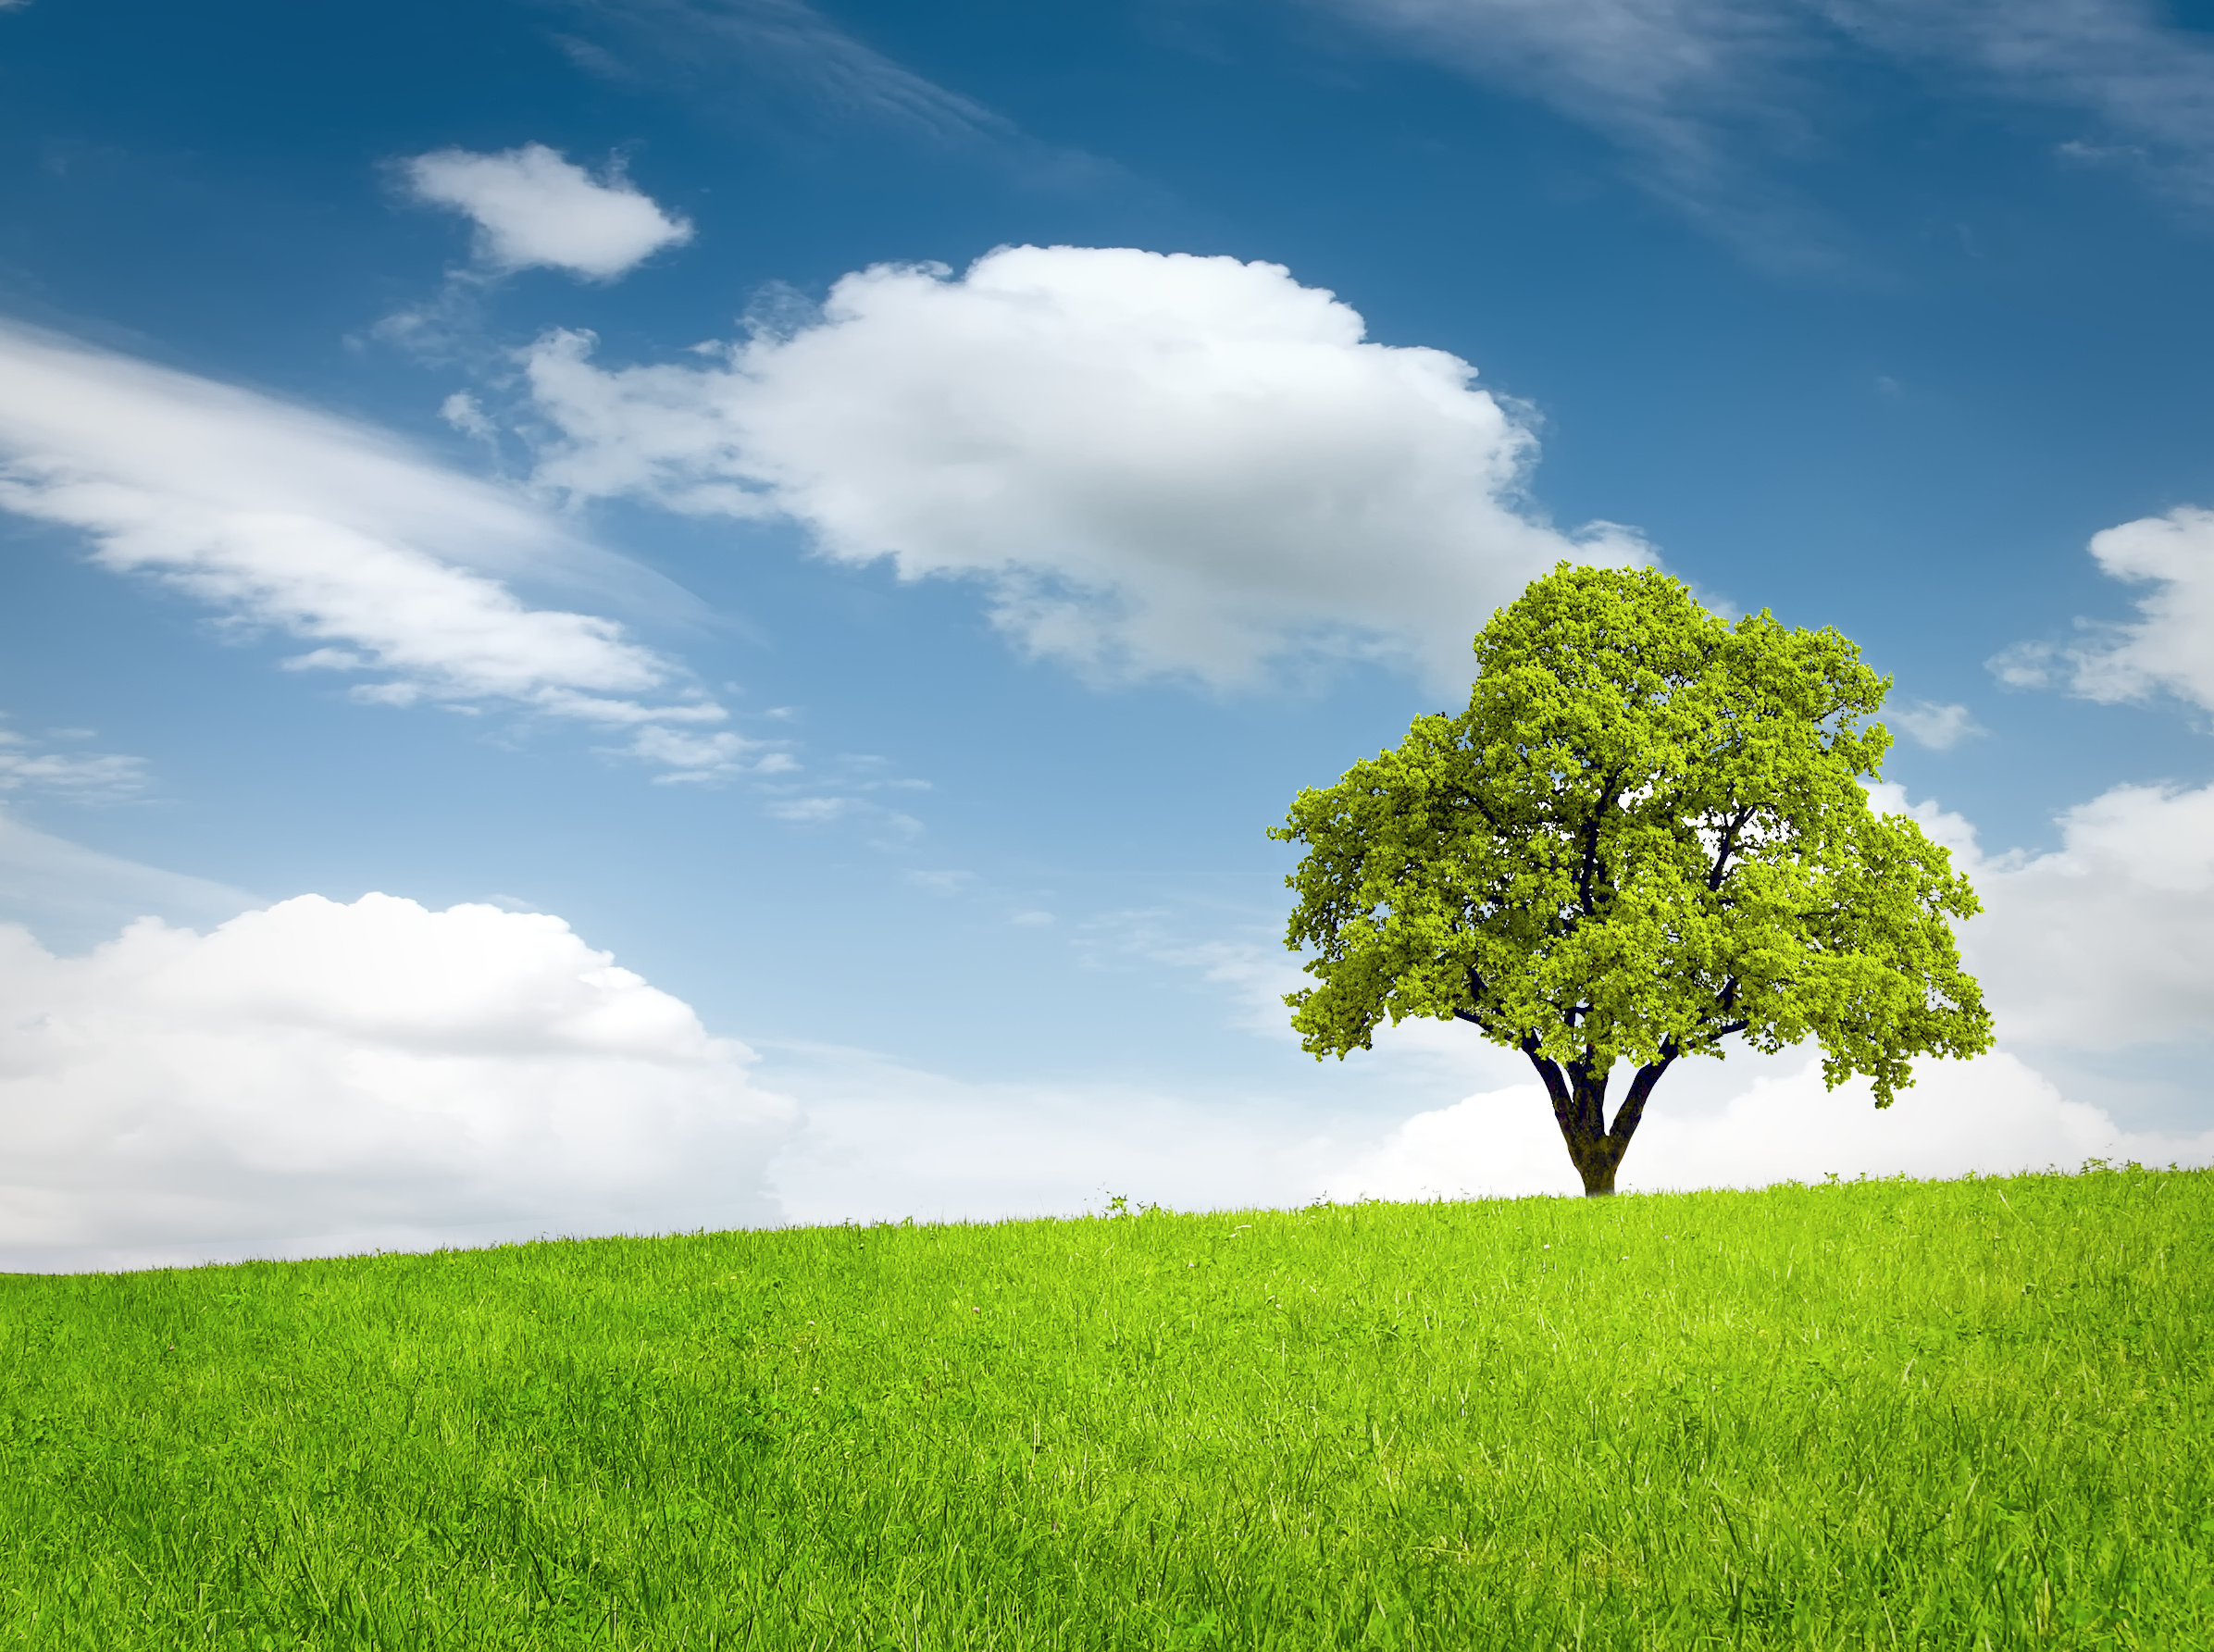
[
  {"left": 9, "top": 752, "right": 2214, "bottom": 1264},
  {"left": 1337, "top": 1052, "right": 2214, "bottom": 1205},
  {"left": 0, "top": 893, "right": 793, "bottom": 1273},
  {"left": 760, "top": 1031, "right": 2212, "bottom": 1227},
  {"left": 9, "top": 893, "right": 2199, "bottom": 1271}
]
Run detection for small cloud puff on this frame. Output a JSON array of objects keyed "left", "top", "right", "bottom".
[
  {"left": 0, "top": 722, "right": 149, "bottom": 801},
  {"left": 1890, "top": 700, "right": 1984, "bottom": 751},
  {"left": 906, "top": 869, "right": 975, "bottom": 893},
  {"left": 404, "top": 143, "right": 692, "bottom": 281},
  {"left": 0, "top": 893, "right": 795, "bottom": 1272}
]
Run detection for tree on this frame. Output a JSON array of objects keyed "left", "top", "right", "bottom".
[{"left": 1271, "top": 564, "right": 1993, "bottom": 1197}]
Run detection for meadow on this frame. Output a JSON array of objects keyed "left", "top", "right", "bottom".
[{"left": 2, "top": 1165, "right": 2208, "bottom": 1650}]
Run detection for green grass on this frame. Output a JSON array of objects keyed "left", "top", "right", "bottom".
[{"left": 3, "top": 1166, "right": 2210, "bottom": 1650}]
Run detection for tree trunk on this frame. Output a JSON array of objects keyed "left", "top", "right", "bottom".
[
  {"left": 1566, "top": 1110, "right": 1624, "bottom": 1198},
  {"left": 1521, "top": 1038, "right": 1676, "bottom": 1198}
]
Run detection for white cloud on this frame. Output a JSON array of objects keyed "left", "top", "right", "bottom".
[
  {"left": 2059, "top": 505, "right": 2214, "bottom": 714},
  {"left": 440, "top": 391, "right": 498, "bottom": 441},
  {"left": 524, "top": 245, "right": 1648, "bottom": 689},
  {"left": 1990, "top": 506, "right": 2214, "bottom": 720},
  {"left": 0, "top": 321, "right": 737, "bottom": 776},
  {"left": 1986, "top": 638, "right": 2062, "bottom": 689},
  {"left": 403, "top": 143, "right": 692, "bottom": 280},
  {"left": 619, "top": 724, "right": 783, "bottom": 781},
  {"left": 1889, "top": 699, "right": 1984, "bottom": 750},
  {"left": 1890, "top": 778, "right": 2214, "bottom": 1051},
  {"left": 0, "top": 893, "right": 795, "bottom": 1272}
]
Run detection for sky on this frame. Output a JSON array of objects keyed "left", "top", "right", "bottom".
[{"left": 3, "top": 0, "right": 2213, "bottom": 1271}]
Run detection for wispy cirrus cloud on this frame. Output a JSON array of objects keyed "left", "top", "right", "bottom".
[
  {"left": 1822, "top": 1, "right": 2214, "bottom": 193},
  {"left": 1312, "top": 0, "right": 1821, "bottom": 234},
  {"left": 0, "top": 321, "right": 761, "bottom": 780},
  {"left": 0, "top": 808, "right": 258, "bottom": 955},
  {"left": 0, "top": 721, "right": 149, "bottom": 802},
  {"left": 1311, "top": 0, "right": 2214, "bottom": 247},
  {"left": 552, "top": 0, "right": 1015, "bottom": 145},
  {"left": 543, "top": 0, "right": 1129, "bottom": 193}
]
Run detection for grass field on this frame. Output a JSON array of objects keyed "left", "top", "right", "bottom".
[{"left": 3, "top": 1164, "right": 2209, "bottom": 1650}]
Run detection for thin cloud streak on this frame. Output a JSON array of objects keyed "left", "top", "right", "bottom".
[
  {"left": 0, "top": 808, "right": 259, "bottom": 955},
  {"left": 1822, "top": 0, "right": 2214, "bottom": 200},
  {"left": 546, "top": 0, "right": 1135, "bottom": 194},
  {"left": 555, "top": 0, "right": 1016, "bottom": 147},
  {"left": 0, "top": 724, "right": 150, "bottom": 802}
]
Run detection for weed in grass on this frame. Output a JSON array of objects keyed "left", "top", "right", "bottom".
[{"left": 1, "top": 1165, "right": 2209, "bottom": 1648}]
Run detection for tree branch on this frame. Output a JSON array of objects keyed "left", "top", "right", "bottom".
[
  {"left": 1707, "top": 804, "right": 1757, "bottom": 891},
  {"left": 1567, "top": 1045, "right": 1610, "bottom": 1141},
  {"left": 1573, "top": 770, "right": 1624, "bottom": 921},
  {"left": 1520, "top": 1034, "right": 1573, "bottom": 1138},
  {"left": 1607, "top": 1037, "right": 1678, "bottom": 1151}
]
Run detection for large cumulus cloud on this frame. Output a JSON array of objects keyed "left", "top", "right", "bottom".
[{"left": 524, "top": 245, "right": 1648, "bottom": 689}]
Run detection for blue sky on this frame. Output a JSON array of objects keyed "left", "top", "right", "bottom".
[{"left": 4, "top": 0, "right": 2213, "bottom": 1268}]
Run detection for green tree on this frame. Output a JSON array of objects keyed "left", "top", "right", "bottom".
[{"left": 1272, "top": 565, "right": 1993, "bottom": 1197}]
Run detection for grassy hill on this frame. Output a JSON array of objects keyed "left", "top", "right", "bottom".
[{"left": 4, "top": 1165, "right": 2208, "bottom": 1649}]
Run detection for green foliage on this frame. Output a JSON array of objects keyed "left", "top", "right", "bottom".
[
  {"left": 1273, "top": 564, "right": 1993, "bottom": 1106},
  {"left": 3, "top": 1168, "right": 2211, "bottom": 1648}
]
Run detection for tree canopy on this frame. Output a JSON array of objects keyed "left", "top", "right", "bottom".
[{"left": 1271, "top": 564, "right": 1993, "bottom": 1196}]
